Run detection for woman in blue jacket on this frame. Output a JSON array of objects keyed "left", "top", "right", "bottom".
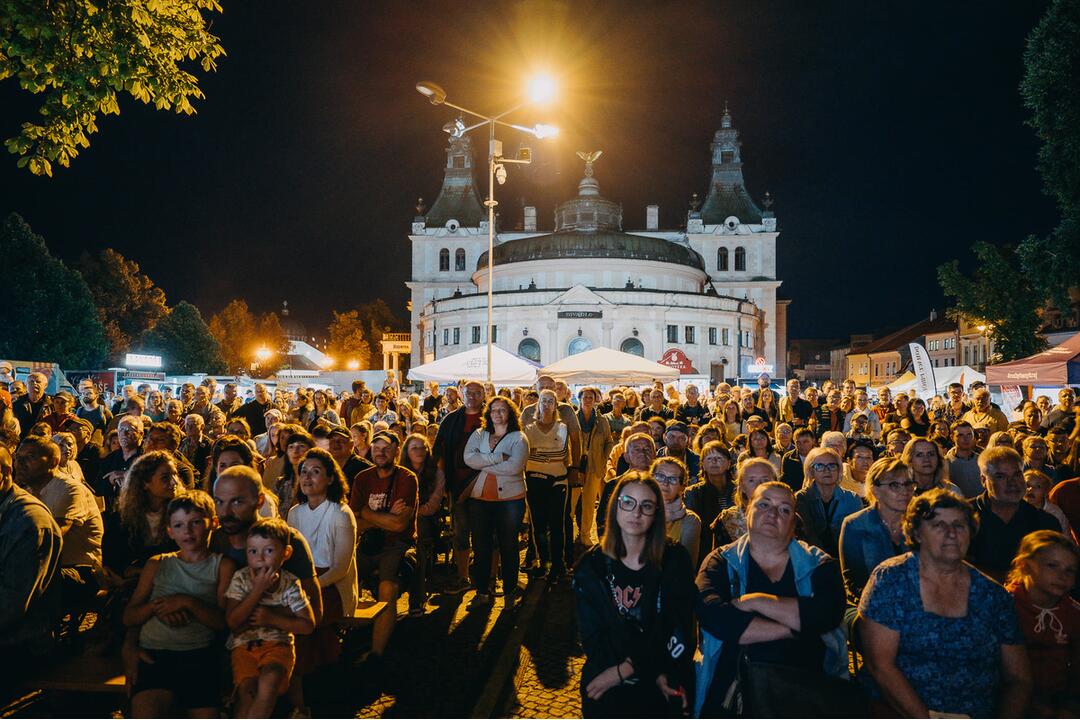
[{"left": 794, "top": 447, "right": 864, "bottom": 557}]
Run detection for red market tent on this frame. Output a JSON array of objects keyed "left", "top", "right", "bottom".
[{"left": 985, "top": 331, "right": 1080, "bottom": 386}]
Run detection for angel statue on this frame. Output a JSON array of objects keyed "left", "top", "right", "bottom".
[{"left": 576, "top": 150, "right": 603, "bottom": 177}]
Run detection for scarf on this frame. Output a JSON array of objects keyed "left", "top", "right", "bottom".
[{"left": 665, "top": 497, "right": 687, "bottom": 522}]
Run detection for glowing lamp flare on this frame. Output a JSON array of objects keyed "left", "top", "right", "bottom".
[
  {"left": 346, "top": 359, "right": 360, "bottom": 371},
  {"left": 526, "top": 73, "right": 557, "bottom": 104},
  {"left": 255, "top": 346, "right": 273, "bottom": 362}
]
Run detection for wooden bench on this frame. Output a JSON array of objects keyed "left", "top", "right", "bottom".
[
  {"left": 22, "top": 653, "right": 126, "bottom": 694},
  {"left": 335, "top": 600, "right": 390, "bottom": 629}
]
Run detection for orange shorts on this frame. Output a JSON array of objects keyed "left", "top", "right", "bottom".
[{"left": 231, "top": 641, "right": 295, "bottom": 695}]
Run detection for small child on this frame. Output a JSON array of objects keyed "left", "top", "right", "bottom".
[
  {"left": 225, "top": 517, "right": 315, "bottom": 719},
  {"left": 1007, "top": 529, "right": 1080, "bottom": 718},
  {"left": 123, "top": 490, "right": 234, "bottom": 718}
]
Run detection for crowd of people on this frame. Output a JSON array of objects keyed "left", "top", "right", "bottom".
[{"left": 2, "top": 367, "right": 1080, "bottom": 717}]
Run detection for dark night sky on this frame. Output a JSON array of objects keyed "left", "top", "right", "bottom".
[{"left": 0, "top": 1, "right": 1058, "bottom": 342}]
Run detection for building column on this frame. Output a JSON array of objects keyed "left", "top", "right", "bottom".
[
  {"left": 383, "top": 353, "right": 390, "bottom": 371},
  {"left": 602, "top": 321, "right": 613, "bottom": 348},
  {"left": 547, "top": 321, "right": 559, "bottom": 362}
]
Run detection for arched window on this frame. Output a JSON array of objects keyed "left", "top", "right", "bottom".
[
  {"left": 734, "top": 246, "right": 746, "bottom": 271},
  {"left": 455, "top": 248, "right": 466, "bottom": 271},
  {"left": 438, "top": 248, "right": 450, "bottom": 272},
  {"left": 517, "top": 338, "right": 541, "bottom": 363},
  {"left": 717, "top": 246, "right": 729, "bottom": 271},
  {"left": 568, "top": 336, "right": 593, "bottom": 356},
  {"left": 620, "top": 337, "right": 644, "bottom": 357}
]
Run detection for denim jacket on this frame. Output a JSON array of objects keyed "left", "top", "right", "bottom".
[
  {"left": 694, "top": 534, "right": 848, "bottom": 717},
  {"left": 838, "top": 506, "right": 904, "bottom": 606}
]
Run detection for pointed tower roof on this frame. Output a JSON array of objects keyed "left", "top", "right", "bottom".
[
  {"left": 424, "top": 128, "right": 485, "bottom": 227},
  {"left": 699, "top": 104, "right": 764, "bottom": 225}
]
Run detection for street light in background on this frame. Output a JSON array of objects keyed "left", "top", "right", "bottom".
[
  {"left": 346, "top": 359, "right": 360, "bottom": 371},
  {"left": 255, "top": 346, "right": 272, "bottom": 362},
  {"left": 415, "top": 74, "right": 558, "bottom": 381}
]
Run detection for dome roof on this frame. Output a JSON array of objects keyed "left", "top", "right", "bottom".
[{"left": 477, "top": 230, "right": 704, "bottom": 270}]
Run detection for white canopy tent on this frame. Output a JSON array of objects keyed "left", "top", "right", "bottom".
[
  {"left": 541, "top": 347, "right": 681, "bottom": 385},
  {"left": 872, "top": 365, "right": 986, "bottom": 397},
  {"left": 407, "top": 345, "right": 538, "bottom": 387}
]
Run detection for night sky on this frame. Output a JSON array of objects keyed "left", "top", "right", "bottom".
[{"left": 0, "top": 0, "right": 1058, "bottom": 343}]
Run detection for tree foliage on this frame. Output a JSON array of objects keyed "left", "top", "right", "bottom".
[
  {"left": 1018, "top": 0, "right": 1080, "bottom": 308},
  {"left": 140, "top": 300, "right": 224, "bottom": 374},
  {"left": 938, "top": 242, "right": 1047, "bottom": 362},
  {"left": 1, "top": 0, "right": 226, "bottom": 176},
  {"left": 208, "top": 299, "right": 256, "bottom": 375},
  {"left": 356, "top": 299, "right": 404, "bottom": 365},
  {"left": 255, "top": 311, "right": 289, "bottom": 374},
  {"left": 327, "top": 310, "right": 372, "bottom": 370},
  {"left": 0, "top": 212, "right": 107, "bottom": 367},
  {"left": 77, "top": 247, "right": 168, "bottom": 361}
]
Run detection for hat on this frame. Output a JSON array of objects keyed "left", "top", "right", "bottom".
[
  {"left": 371, "top": 430, "right": 400, "bottom": 446},
  {"left": 665, "top": 420, "right": 690, "bottom": 436},
  {"left": 54, "top": 391, "right": 75, "bottom": 405},
  {"left": 327, "top": 425, "right": 351, "bottom": 441},
  {"left": 746, "top": 414, "right": 766, "bottom": 425}
]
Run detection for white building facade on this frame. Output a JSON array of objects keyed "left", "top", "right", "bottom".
[{"left": 406, "top": 108, "right": 787, "bottom": 384}]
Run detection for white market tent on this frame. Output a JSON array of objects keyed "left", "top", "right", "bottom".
[
  {"left": 407, "top": 345, "right": 538, "bottom": 386},
  {"left": 872, "top": 364, "right": 986, "bottom": 397},
  {"left": 541, "top": 347, "right": 680, "bottom": 385}
]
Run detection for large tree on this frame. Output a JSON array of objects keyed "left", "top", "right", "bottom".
[
  {"left": 1017, "top": 0, "right": 1080, "bottom": 308},
  {"left": 938, "top": 242, "right": 1047, "bottom": 362},
  {"left": 356, "top": 299, "right": 404, "bottom": 365},
  {"left": 208, "top": 299, "right": 256, "bottom": 375},
  {"left": 327, "top": 310, "right": 372, "bottom": 370},
  {"left": 140, "top": 300, "right": 224, "bottom": 374},
  {"left": 77, "top": 247, "right": 168, "bottom": 361},
  {"left": 0, "top": 213, "right": 107, "bottom": 367},
  {"left": 255, "top": 311, "right": 289, "bottom": 373},
  {"left": 1, "top": 0, "right": 225, "bottom": 176}
]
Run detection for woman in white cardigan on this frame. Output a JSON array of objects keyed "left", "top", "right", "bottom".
[
  {"left": 287, "top": 447, "right": 358, "bottom": 652},
  {"left": 463, "top": 396, "right": 530, "bottom": 608}
]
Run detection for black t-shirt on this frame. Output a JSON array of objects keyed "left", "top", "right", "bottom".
[
  {"left": 789, "top": 397, "right": 814, "bottom": 425},
  {"left": 341, "top": 454, "right": 374, "bottom": 485},
  {"left": 233, "top": 400, "right": 273, "bottom": 436},
  {"left": 610, "top": 560, "right": 653, "bottom": 625},
  {"left": 77, "top": 405, "right": 112, "bottom": 435}
]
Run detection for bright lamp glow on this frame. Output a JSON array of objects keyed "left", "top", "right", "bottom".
[
  {"left": 255, "top": 347, "right": 272, "bottom": 362},
  {"left": 320, "top": 355, "right": 335, "bottom": 369},
  {"left": 533, "top": 123, "right": 559, "bottom": 139},
  {"left": 346, "top": 359, "right": 360, "bottom": 371},
  {"left": 526, "top": 73, "right": 557, "bottom": 104}
]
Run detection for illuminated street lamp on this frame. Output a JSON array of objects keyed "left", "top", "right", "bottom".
[
  {"left": 321, "top": 355, "right": 335, "bottom": 369},
  {"left": 255, "top": 346, "right": 273, "bottom": 362},
  {"left": 416, "top": 74, "right": 558, "bottom": 381},
  {"left": 346, "top": 359, "right": 360, "bottom": 371}
]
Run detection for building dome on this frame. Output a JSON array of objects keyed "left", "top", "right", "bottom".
[
  {"left": 477, "top": 230, "right": 704, "bottom": 270},
  {"left": 280, "top": 300, "right": 307, "bottom": 342}
]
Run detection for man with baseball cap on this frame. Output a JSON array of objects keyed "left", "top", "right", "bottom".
[{"left": 657, "top": 420, "right": 700, "bottom": 483}]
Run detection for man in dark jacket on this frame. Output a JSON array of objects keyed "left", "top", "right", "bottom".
[{"left": 780, "top": 428, "right": 817, "bottom": 491}]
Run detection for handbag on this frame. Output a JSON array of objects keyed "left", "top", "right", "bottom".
[{"left": 732, "top": 654, "right": 867, "bottom": 718}]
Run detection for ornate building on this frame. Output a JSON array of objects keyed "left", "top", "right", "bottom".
[{"left": 406, "top": 107, "right": 787, "bottom": 383}]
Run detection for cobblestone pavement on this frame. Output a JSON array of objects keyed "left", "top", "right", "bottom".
[{"left": 506, "top": 581, "right": 584, "bottom": 719}]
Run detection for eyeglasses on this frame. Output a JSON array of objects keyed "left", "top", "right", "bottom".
[
  {"left": 617, "top": 495, "right": 657, "bottom": 516},
  {"left": 654, "top": 472, "right": 683, "bottom": 486},
  {"left": 811, "top": 462, "right": 839, "bottom": 473},
  {"left": 874, "top": 480, "right": 917, "bottom": 492}
]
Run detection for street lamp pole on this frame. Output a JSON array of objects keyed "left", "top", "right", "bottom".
[{"left": 416, "top": 79, "right": 556, "bottom": 383}]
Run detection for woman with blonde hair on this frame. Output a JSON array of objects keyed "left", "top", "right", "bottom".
[{"left": 710, "top": 457, "right": 776, "bottom": 548}]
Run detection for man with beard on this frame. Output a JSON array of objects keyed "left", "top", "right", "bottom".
[
  {"left": 328, "top": 425, "right": 372, "bottom": 484},
  {"left": 349, "top": 432, "right": 417, "bottom": 669},
  {"left": 76, "top": 379, "right": 112, "bottom": 445}
]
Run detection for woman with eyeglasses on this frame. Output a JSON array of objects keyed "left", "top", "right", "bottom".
[
  {"left": 695, "top": 481, "right": 847, "bottom": 717},
  {"left": 573, "top": 472, "right": 696, "bottom": 718},
  {"left": 859, "top": 489, "right": 1030, "bottom": 717},
  {"left": 652, "top": 457, "right": 702, "bottom": 570},
  {"left": 794, "top": 447, "right": 863, "bottom": 557},
  {"left": 685, "top": 441, "right": 735, "bottom": 562},
  {"left": 838, "top": 458, "right": 914, "bottom": 619}
]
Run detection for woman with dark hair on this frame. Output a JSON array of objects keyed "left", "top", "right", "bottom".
[
  {"left": 737, "top": 428, "right": 782, "bottom": 475},
  {"left": 720, "top": 400, "right": 742, "bottom": 443},
  {"left": 400, "top": 433, "right": 446, "bottom": 615},
  {"left": 145, "top": 390, "right": 166, "bottom": 423},
  {"left": 104, "top": 451, "right": 181, "bottom": 583},
  {"left": 464, "top": 396, "right": 529, "bottom": 607},
  {"left": 261, "top": 422, "right": 298, "bottom": 488},
  {"left": 685, "top": 441, "right": 735, "bottom": 561},
  {"left": 286, "top": 447, "right": 357, "bottom": 714},
  {"left": 310, "top": 389, "right": 342, "bottom": 430},
  {"left": 902, "top": 437, "right": 962, "bottom": 496},
  {"left": 903, "top": 398, "right": 932, "bottom": 438},
  {"left": 209, "top": 434, "right": 279, "bottom": 517},
  {"left": 652, "top": 457, "right": 702, "bottom": 569},
  {"left": 692, "top": 425, "right": 722, "bottom": 455},
  {"left": 695, "top": 481, "right": 847, "bottom": 717},
  {"left": 574, "top": 472, "right": 696, "bottom": 718},
  {"left": 274, "top": 428, "right": 315, "bottom": 517},
  {"left": 859, "top": 488, "right": 1031, "bottom": 717}
]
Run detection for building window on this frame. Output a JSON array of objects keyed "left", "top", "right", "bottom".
[
  {"left": 721, "top": 150, "right": 734, "bottom": 164},
  {"left": 471, "top": 326, "right": 480, "bottom": 344},
  {"left": 455, "top": 248, "right": 466, "bottom": 271},
  {"left": 667, "top": 325, "right": 678, "bottom": 343},
  {"left": 443, "top": 329, "right": 449, "bottom": 345},
  {"left": 491, "top": 325, "right": 497, "bottom": 343},
  {"left": 439, "top": 248, "right": 450, "bottom": 272},
  {"left": 709, "top": 327, "right": 718, "bottom": 345},
  {"left": 568, "top": 336, "right": 592, "bottom": 356},
  {"left": 518, "top": 338, "right": 540, "bottom": 362},
  {"left": 734, "top": 246, "right": 746, "bottom": 271},
  {"left": 453, "top": 328, "right": 460, "bottom": 345},
  {"left": 722, "top": 328, "right": 730, "bottom": 345},
  {"left": 717, "top": 247, "right": 729, "bottom": 271},
  {"left": 452, "top": 155, "right": 465, "bottom": 169},
  {"left": 620, "top": 338, "right": 644, "bottom": 357},
  {"left": 685, "top": 326, "right": 696, "bottom": 344}
]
